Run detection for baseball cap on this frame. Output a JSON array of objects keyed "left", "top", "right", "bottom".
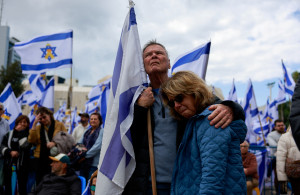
[
  {"left": 79, "top": 113, "right": 89, "bottom": 118},
  {"left": 49, "top": 153, "right": 70, "bottom": 164}
]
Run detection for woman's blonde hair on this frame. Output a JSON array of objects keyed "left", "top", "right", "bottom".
[{"left": 160, "top": 71, "right": 214, "bottom": 120}]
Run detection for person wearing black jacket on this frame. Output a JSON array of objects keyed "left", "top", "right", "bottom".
[
  {"left": 0, "top": 115, "right": 31, "bottom": 195},
  {"left": 290, "top": 77, "right": 300, "bottom": 150},
  {"left": 123, "top": 40, "right": 245, "bottom": 195}
]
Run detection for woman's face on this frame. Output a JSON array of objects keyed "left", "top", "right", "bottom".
[
  {"left": 39, "top": 113, "right": 51, "bottom": 126},
  {"left": 169, "top": 94, "right": 196, "bottom": 118},
  {"left": 15, "top": 119, "right": 29, "bottom": 131},
  {"left": 90, "top": 177, "right": 97, "bottom": 195},
  {"left": 90, "top": 115, "right": 100, "bottom": 129}
]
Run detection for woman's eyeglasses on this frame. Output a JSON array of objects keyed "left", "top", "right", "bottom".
[
  {"left": 168, "top": 94, "right": 184, "bottom": 108},
  {"left": 90, "top": 185, "right": 96, "bottom": 191}
]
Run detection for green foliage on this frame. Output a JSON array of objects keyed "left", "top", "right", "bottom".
[
  {"left": 0, "top": 61, "right": 25, "bottom": 97},
  {"left": 292, "top": 71, "right": 299, "bottom": 83}
]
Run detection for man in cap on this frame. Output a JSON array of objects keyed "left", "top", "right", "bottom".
[
  {"left": 72, "top": 113, "right": 90, "bottom": 143},
  {"left": 35, "top": 153, "right": 81, "bottom": 195}
]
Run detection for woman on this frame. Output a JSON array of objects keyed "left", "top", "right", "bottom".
[
  {"left": 160, "top": 71, "right": 247, "bottom": 194},
  {"left": 277, "top": 126, "right": 300, "bottom": 194},
  {"left": 79, "top": 113, "right": 103, "bottom": 181},
  {"left": 0, "top": 115, "right": 31, "bottom": 195},
  {"left": 28, "top": 106, "right": 67, "bottom": 184}
]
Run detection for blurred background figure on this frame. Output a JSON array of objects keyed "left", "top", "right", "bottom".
[
  {"left": 79, "top": 113, "right": 103, "bottom": 182},
  {"left": 277, "top": 126, "right": 300, "bottom": 194},
  {"left": 240, "top": 141, "right": 259, "bottom": 195},
  {"left": 72, "top": 113, "right": 90, "bottom": 143},
  {"left": 0, "top": 115, "right": 31, "bottom": 195},
  {"left": 28, "top": 107, "right": 67, "bottom": 185}
]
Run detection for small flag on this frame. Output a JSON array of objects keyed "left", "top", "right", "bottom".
[
  {"left": 227, "top": 79, "right": 238, "bottom": 102},
  {"left": 282, "top": 60, "right": 295, "bottom": 98},
  {"left": 0, "top": 83, "right": 22, "bottom": 129},
  {"left": 171, "top": 41, "right": 211, "bottom": 80},
  {"left": 40, "top": 77, "right": 55, "bottom": 111},
  {"left": 14, "top": 30, "right": 73, "bottom": 74},
  {"left": 28, "top": 73, "right": 46, "bottom": 101},
  {"left": 54, "top": 102, "right": 67, "bottom": 121}
]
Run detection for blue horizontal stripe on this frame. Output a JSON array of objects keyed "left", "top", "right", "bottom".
[
  {"left": 21, "top": 59, "right": 72, "bottom": 71},
  {"left": 172, "top": 42, "right": 211, "bottom": 70},
  {"left": 0, "top": 86, "right": 12, "bottom": 103},
  {"left": 15, "top": 31, "right": 73, "bottom": 47}
]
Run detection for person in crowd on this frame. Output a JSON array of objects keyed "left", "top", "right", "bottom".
[
  {"left": 0, "top": 103, "right": 9, "bottom": 192},
  {"left": 159, "top": 71, "right": 246, "bottom": 194},
  {"left": 266, "top": 119, "right": 285, "bottom": 193},
  {"left": 72, "top": 113, "right": 90, "bottom": 143},
  {"left": 79, "top": 113, "right": 103, "bottom": 181},
  {"left": 35, "top": 153, "right": 81, "bottom": 195},
  {"left": 0, "top": 115, "right": 31, "bottom": 195},
  {"left": 90, "top": 171, "right": 97, "bottom": 195},
  {"left": 290, "top": 77, "right": 300, "bottom": 150},
  {"left": 28, "top": 106, "right": 67, "bottom": 184},
  {"left": 123, "top": 40, "right": 245, "bottom": 194},
  {"left": 277, "top": 126, "right": 300, "bottom": 194},
  {"left": 240, "top": 141, "right": 259, "bottom": 195}
]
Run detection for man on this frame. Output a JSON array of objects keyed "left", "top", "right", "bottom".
[
  {"left": 123, "top": 40, "right": 245, "bottom": 194},
  {"left": 290, "top": 77, "right": 300, "bottom": 150},
  {"left": 35, "top": 153, "right": 81, "bottom": 195},
  {"left": 72, "top": 113, "right": 90, "bottom": 143},
  {"left": 240, "top": 141, "right": 259, "bottom": 195},
  {"left": 266, "top": 119, "right": 285, "bottom": 193},
  {"left": 0, "top": 103, "right": 9, "bottom": 191}
]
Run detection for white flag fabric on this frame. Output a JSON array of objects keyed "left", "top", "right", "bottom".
[
  {"left": 282, "top": 60, "right": 295, "bottom": 98},
  {"left": 227, "top": 79, "right": 238, "bottom": 102},
  {"left": 276, "top": 80, "right": 286, "bottom": 105},
  {"left": 14, "top": 30, "right": 72, "bottom": 74},
  {"left": 40, "top": 77, "right": 54, "bottom": 111},
  {"left": 97, "top": 78, "right": 111, "bottom": 126},
  {"left": 96, "top": 4, "right": 147, "bottom": 194},
  {"left": 28, "top": 73, "right": 46, "bottom": 101},
  {"left": 17, "top": 90, "right": 37, "bottom": 107},
  {"left": 171, "top": 41, "right": 211, "bottom": 80},
  {"left": 0, "top": 83, "right": 22, "bottom": 129},
  {"left": 85, "top": 84, "right": 102, "bottom": 114},
  {"left": 54, "top": 102, "right": 67, "bottom": 121}
]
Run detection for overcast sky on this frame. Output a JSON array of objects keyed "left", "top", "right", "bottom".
[{"left": 2, "top": 0, "right": 300, "bottom": 106}]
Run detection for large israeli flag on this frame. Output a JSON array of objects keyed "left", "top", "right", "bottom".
[
  {"left": 171, "top": 41, "right": 211, "bottom": 80},
  {"left": 96, "top": 3, "right": 147, "bottom": 194},
  {"left": 40, "top": 77, "right": 55, "bottom": 111},
  {"left": 282, "top": 60, "right": 295, "bottom": 98},
  {"left": 14, "top": 30, "right": 72, "bottom": 74},
  {"left": 227, "top": 79, "right": 238, "bottom": 102},
  {"left": 0, "top": 83, "right": 22, "bottom": 129}
]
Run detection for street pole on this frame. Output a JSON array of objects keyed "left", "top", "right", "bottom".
[{"left": 267, "top": 82, "right": 275, "bottom": 102}]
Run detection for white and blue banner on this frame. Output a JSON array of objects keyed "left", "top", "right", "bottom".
[
  {"left": 28, "top": 73, "right": 46, "bottom": 101},
  {"left": 171, "top": 41, "right": 211, "bottom": 80},
  {"left": 96, "top": 3, "right": 147, "bottom": 194},
  {"left": 40, "top": 77, "right": 55, "bottom": 111},
  {"left": 97, "top": 78, "right": 111, "bottom": 126},
  {"left": 17, "top": 90, "right": 37, "bottom": 107},
  {"left": 0, "top": 83, "right": 22, "bottom": 129},
  {"left": 282, "top": 60, "right": 295, "bottom": 98},
  {"left": 227, "top": 79, "right": 238, "bottom": 103},
  {"left": 85, "top": 83, "right": 102, "bottom": 114},
  {"left": 14, "top": 30, "right": 73, "bottom": 74},
  {"left": 276, "top": 80, "right": 286, "bottom": 105},
  {"left": 54, "top": 102, "right": 66, "bottom": 121}
]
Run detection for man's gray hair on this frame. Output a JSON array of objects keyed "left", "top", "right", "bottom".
[{"left": 142, "top": 39, "right": 169, "bottom": 58}]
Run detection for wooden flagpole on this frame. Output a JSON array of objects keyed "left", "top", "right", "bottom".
[{"left": 147, "top": 109, "right": 157, "bottom": 195}]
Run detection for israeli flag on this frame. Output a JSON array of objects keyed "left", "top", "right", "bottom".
[
  {"left": 171, "top": 41, "right": 211, "bottom": 80},
  {"left": 54, "top": 102, "right": 67, "bottom": 121},
  {"left": 276, "top": 80, "right": 286, "bottom": 105},
  {"left": 0, "top": 83, "right": 22, "bottom": 129},
  {"left": 97, "top": 78, "right": 111, "bottom": 126},
  {"left": 68, "top": 106, "right": 78, "bottom": 134},
  {"left": 227, "top": 79, "right": 238, "bottom": 102},
  {"left": 96, "top": 4, "right": 147, "bottom": 194},
  {"left": 28, "top": 73, "right": 46, "bottom": 101},
  {"left": 17, "top": 90, "right": 37, "bottom": 107},
  {"left": 40, "top": 77, "right": 55, "bottom": 111},
  {"left": 14, "top": 30, "right": 72, "bottom": 74},
  {"left": 85, "top": 84, "right": 102, "bottom": 114},
  {"left": 282, "top": 60, "right": 295, "bottom": 98}
]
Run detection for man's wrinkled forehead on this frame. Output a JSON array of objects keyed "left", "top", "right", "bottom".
[{"left": 143, "top": 44, "right": 168, "bottom": 57}]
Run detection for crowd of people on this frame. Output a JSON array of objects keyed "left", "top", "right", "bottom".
[{"left": 0, "top": 40, "right": 299, "bottom": 195}]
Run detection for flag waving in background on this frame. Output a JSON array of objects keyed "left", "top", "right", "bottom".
[
  {"left": 96, "top": 2, "right": 147, "bottom": 194},
  {"left": 0, "top": 83, "right": 22, "bottom": 129},
  {"left": 68, "top": 106, "right": 78, "bottom": 134},
  {"left": 282, "top": 60, "right": 295, "bottom": 98},
  {"left": 54, "top": 102, "right": 67, "bottom": 121},
  {"left": 276, "top": 80, "right": 286, "bottom": 105},
  {"left": 171, "top": 41, "right": 211, "bottom": 80},
  {"left": 28, "top": 73, "right": 46, "bottom": 101},
  {"left": 97, "top": 78, "right": 111, "bottom": 126},
  {"left": 14, "top": 30, "right": 72, "bottom": 74},
  {"left": 227, "top": 78, "right": 238, "bottom": 102},
  {"left": 39, "top": 77, "right": 55, "bottom": 111}
]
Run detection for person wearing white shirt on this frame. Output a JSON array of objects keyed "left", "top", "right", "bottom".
[{"left": 72, "top": 113, "right": 90, "bottom": 143}]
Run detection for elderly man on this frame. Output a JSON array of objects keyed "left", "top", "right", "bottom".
[
  {"left": 72, "top": 113, "right": 90, "bottom": 143},
  {"left": 35, "top": 153, "right": 81, "bottom": 195},
  {"left": 0, "top": 103, "right": 9, "bottom": 191},
  {"left": 240, "top": 141, "right": 259, "bottom": 195},
  {"left": 123, "top": 40, "right": 245, "bottom": 195}
]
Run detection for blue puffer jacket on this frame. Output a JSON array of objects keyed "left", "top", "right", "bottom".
[{"left": 171, "top": 108, "right": 247, "bottom": 195}]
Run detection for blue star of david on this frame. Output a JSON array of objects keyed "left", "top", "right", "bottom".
[{"left": 41, "top": 44, "right": 57, "bottom": 61}]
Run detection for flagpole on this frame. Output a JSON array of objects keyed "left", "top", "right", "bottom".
[{"left": 147, "top": 109, "right": 157, "bottom": 195}]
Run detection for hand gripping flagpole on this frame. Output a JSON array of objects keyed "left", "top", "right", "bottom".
[{"left": 147, "top": 109, "right": 157, "bottom": 195}]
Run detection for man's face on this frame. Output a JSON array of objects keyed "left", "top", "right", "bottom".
[
  {"left": 240, "top": 142, "right": 249, "bottom": 154},
  {"left": 50, "top": 161, "right": 64, "bottom": 175},
  {"left": 275, "top": 122, "right": 285, "bottom": 133},
  {"left": 80, "top": 116, "right": 89, "bottom": 124},
  {"left": 143, "top": 44, "right": 170, "bottom": 76},
  {"left": 0, "top": 106, "right": 4, "bottom": 117}
]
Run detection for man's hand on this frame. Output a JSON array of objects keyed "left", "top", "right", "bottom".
[
  {"left": 47, "top": 141, "right": 56, "bottom": 149},
  {"left": 137, "top": 87, "right": 155, "bottom": 108},
  {"left": 11, "top": 151, "right": 19, "bottom": 158},
  {"left": 208, "top": 104, "right": 234, "bottom": 129}
]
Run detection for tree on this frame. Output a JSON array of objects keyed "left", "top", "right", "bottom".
[{"left": 0, "top": 61, "right": 25, "bottom": 97}]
